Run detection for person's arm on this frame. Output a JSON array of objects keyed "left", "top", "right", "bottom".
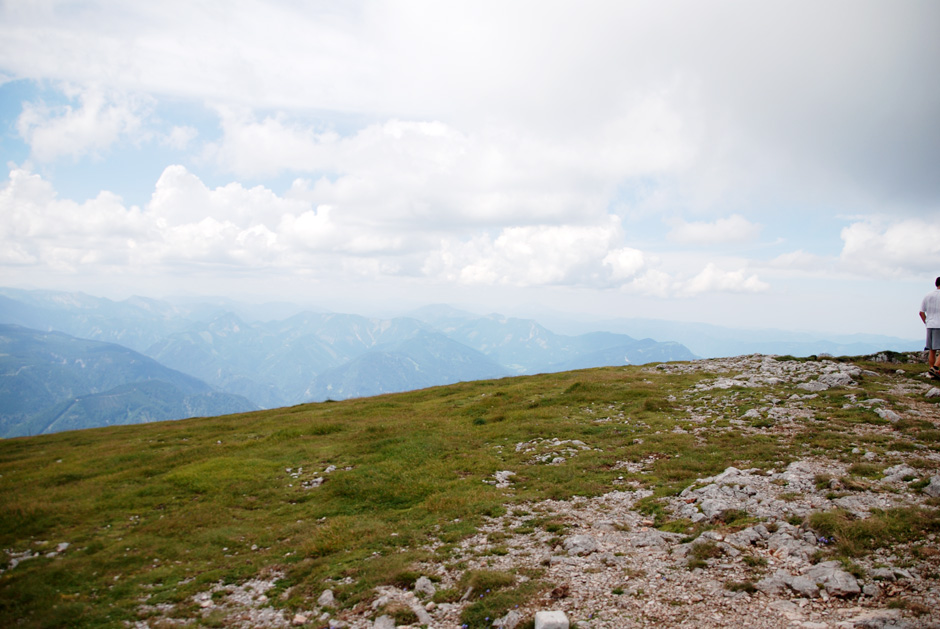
[{"left": 922, "top": 311, "right": 928, "bottom": 324}]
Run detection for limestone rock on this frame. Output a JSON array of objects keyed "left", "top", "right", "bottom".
[
  {"left": 882, "top": 464, "right": 917, "bottom": 483},
  {"left": 563, "top": 534, "right": 598, "bottom": 556},
  {"left": 755, "top": 571, "right": 790, "bottom": 595},
  {"left": 819, "top": 372, "right": 855, "bottom": 387},
  {"left": 372, "top": 615, "right": 395, "bottom": 629},
  {"left": 494, "top": 609, "right": 524, "bottom": 629},
  {"left": 318, "top": 589, "right": 336, "bottom": 608},
  {"left": 699, "top": 498, "right": 732, "bottom": 521},
  {"left": 798, "top": 381, "right": 830, "bottom": 392},
  {"left": 805, "top": 560, "right": 861, "bottom": 597},
  {"left": 837, "top": 608, "right": 910, "bottom": 628},
  {"left": 414, "top": 576, "right": 435, "bottom": 597},
  {"left": 409, "top": 602, "right": 433, "bottom": 626},
  {"left": 874, "top": 408, "right": 901, "bottom": 423},
  {"left": 535, "top": 610, "right": 569, "bottom": 629},
  {"left": 788, "top": 575, "right": 819, "bottom": 597},
  {"left": 924, "top": 475, "right": 940, "bottom": 498}
]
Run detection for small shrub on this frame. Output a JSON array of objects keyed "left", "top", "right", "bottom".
[
  {"left": 687, "top": 540, "right": 722, "bottom": 570},
  {"left": 432, "top": 588, "right": 463, "bottom": 604},
  {"left": 383, "top": 603, "right": 418, "bottom": 625},
  {"left": 716, "top": 509, "right": 754, "bottom": 529},
  {"left": 847, "top": 462, "right": 882, "bottom": 479},
  {"left": 458, "top": 569, "right": 515, "bottom": 593},
  {"left": 724, "top": 581, "right": 756, "bottom": 593},
  {"left": 814, "top": 474, "right": 833, "bottom": 491},
  {"left": 385, "top": 569, "right": 421, "bottom": 589}
]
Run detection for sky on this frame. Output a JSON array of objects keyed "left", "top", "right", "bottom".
[{"left": 1, "top": 0, "right": 938, "bottom": 339}]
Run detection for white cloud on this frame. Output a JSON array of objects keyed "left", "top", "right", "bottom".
[
  {"left": 205, "top": 106, "right": 695, "bottom": 239},
  {"left": 680, "top": 263, "right": 768, "bottom": 295},
  {"left": 840, "top": 218, "right": 940, "bottom": 277},
  {"left": 667, "top": 214, "right": 761, "bottom": 245},
  {"left": 0, "top": 165, "right": 431, "bottom": 276},
  {"left": 149, "top": 164, "right": 308, "bottom": 229},
  {"left": 424, "top": 220, "right": 647, "bottom": 288},
  {"left": 0, "top": 168, "right": 149, "bottom": 271},
  {"left": 4, "top": 1, "right": 936, "bottom": 213},
  {"left": 16, "top": 86, "right": 150, "bottom": 161}
]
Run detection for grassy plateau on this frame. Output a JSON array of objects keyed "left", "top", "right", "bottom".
[{"left": 1, "top": 356, "right": 938, "bottom": 627}]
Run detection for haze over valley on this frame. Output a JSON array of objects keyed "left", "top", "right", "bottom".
[{"left": 0, "top": 286, "right": 920, "bottom": 437}]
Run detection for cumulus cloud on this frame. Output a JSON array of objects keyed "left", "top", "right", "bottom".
[
  {"left": 667, "top": 214, "right": 761, "bottom": 245},
  {"left": 1, "top": 164, "right": 780, "bottom": 304},
  {"left": 423, "top": 220, "right": 648, "bottom": 288},
  {"left": 0, "top": 165, "right": 439, "bottom": 276},
  {"left": 840, "top": 218, "right": 940, "bottom": 277},
  {"left": 16, "top": 86, "right": 151, "bottom": 161},
  {"left": 0, "top": 168, "right": 149, "bottom": 270},
  {"left": 149, "top": 165, "right": 308, "bottom": 229}
]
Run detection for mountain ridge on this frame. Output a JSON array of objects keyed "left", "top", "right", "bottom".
[
  {"left": 0, "top": 288, "right": 696, "bottom": 414},
  {"left": 0, "top": 324, "right": 256, "bottom": 438}
]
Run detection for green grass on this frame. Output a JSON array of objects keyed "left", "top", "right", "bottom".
[
  {"left": 808, "top": 507, "right": 940, "bottom": 558},
  {"left": 0, "top": 358, "right": 935, "bottom": 627}
]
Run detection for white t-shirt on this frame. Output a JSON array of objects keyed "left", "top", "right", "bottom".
[{"left": 922, "top": 289, "right": 940, "bottom": 328}]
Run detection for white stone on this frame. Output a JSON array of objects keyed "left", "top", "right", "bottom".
[
  {"left": 372, "top": 615, "right": 395, "bottom": 629},
  {"left": 819, "top": 372, "right": 854, "bottom": 387},
  {"left": 563, "top": 534, "right": 598, "bottom": 556},
  {"left": 924, "top": 475, "right": 940, "bottom": 498},
  {"left": 494, "top": 609, "right": 523, "bottom": 629},
  {"left": 535, "top": 610, "right": 569, "bottom": 629},
  {"left": 414, "top": 575, "right": 435, "bottom": 597},
  {"left": 318, "top": 589, "right": 336, "bottom": 608},
  {"left": 874, "top": 408, "right": 901, "bottom": 422},
  {"left": 797, "top": 381, "right": 829, "bottom": 392}
]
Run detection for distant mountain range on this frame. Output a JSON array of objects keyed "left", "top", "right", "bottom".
[
  {"left": 0, "top": 288, "right": 695, "bottom": 435},
  {"left": 537, "top": 315, "right": 921, "bottom": 359},
  {"left": 2, "top": 286, "right": 919, "bottom": 437},
  {"left": 0, "top": 324, "right": 256, "bottom": 438}
]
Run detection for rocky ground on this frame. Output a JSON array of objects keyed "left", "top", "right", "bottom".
[{"left": 133, "top": 355, "right": 940, "bottom": 629}]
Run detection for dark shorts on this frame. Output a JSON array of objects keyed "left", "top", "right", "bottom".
[{"left": 928, "top": 329, "right": 940, "bottom": 351}]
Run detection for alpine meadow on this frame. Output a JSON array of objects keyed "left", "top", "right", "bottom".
[{"left": 2, "top": 352, "right": 939, "bottom": 627}]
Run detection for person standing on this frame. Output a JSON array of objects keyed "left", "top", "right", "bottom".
[{"left": 920, "top": 277, "right": 940, "bottom": 378}]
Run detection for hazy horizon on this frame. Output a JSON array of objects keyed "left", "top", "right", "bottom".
[{"left": 2, "top": 1, "right": 938, "bottom": 340}]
